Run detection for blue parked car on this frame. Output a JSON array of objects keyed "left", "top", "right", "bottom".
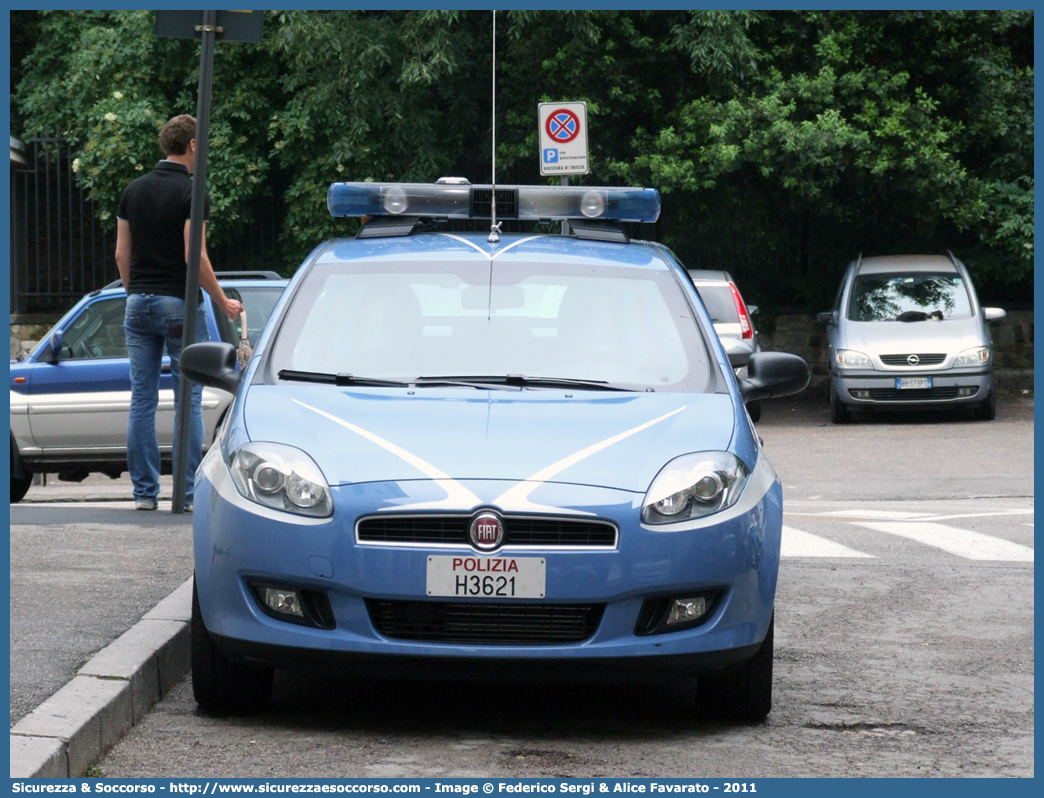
[
  {"left": 181, "top": 182, "right": 809, "bottom": 720},
  {"left": 9, "top": 273, "right": 287, "bottom": 502}
]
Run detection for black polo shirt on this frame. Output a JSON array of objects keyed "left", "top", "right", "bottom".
[{"left": 117, "top": 160, "right": 210, "bottom": 299}]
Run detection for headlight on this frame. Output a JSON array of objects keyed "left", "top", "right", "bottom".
[
  {"left": 836, "top": 349, "right": 872, "bottom": 368},
  {"left": 228, "top": 442, "right": 333, "bottom": 518},
  {"left": 954, "top": 346, "right": 990, "bottom": 366},
  {"left": 642, "top": 452, "right": 751, "bottom": 525}
]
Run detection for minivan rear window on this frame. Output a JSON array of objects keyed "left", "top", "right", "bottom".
[
  {"left": 848, "top": 273, "right": 973, "bottom": 322},
  {"left": 694, "top": 285, "right": 738, "bottom": 324}
]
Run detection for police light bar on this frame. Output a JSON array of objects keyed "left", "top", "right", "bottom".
[{"left": 328, "top": 182, "right": 660, "bottom": 223}]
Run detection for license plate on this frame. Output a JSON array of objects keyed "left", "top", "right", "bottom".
[
  {"left": 426, "top": 555, "right": 545, "bottom": 598},
  {"left": 897, "top": 377, "right": 931, "bottom": 390}
]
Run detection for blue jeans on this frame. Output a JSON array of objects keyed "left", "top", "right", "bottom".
[{"left": 124, "top": 294, "right": 208, "bottom": 505}]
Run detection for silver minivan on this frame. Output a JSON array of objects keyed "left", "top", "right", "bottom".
[
  {"left": 688, "top": 269, "right": 763, "bottom": 421},
  {"left": 818, "top": 253, "right": 1005, "bottom": 423}
]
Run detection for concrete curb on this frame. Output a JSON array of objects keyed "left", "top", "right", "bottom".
[{"left": 10, "top": 578, "right": 194, "bottom": 778}]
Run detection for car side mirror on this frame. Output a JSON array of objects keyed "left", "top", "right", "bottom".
[
  {"left": 815, "top": 311, "right": 835, "bottom": 325},
  {"left": 982, "top": 307, "right": 1006, "bottom": 322},
  {"left": 740, "top": 352, "right": 810, "bottom": 402},
  {"left": 179, "top": 342, "right": 241, "bottom": 394},
  {"left": 47, "top": 329, "right": 64, "bottom": 364},
  {"left": 746, "top": 304, "right": 759, "bottom": 316}
]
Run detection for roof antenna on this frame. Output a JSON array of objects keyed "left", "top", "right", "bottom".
[{"left": 487, "top": 10, "right": 501, "bottom": 244}]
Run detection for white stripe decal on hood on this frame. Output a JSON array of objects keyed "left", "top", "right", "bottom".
[
  {"left": 295, "top": 399, "right": 686, "bottom": 515},
  {"left": 293, "top": 399, "right": 482, "bottom": 511},
  {"left": 491, "top": 405, "right": 687, "bottom": 515}
]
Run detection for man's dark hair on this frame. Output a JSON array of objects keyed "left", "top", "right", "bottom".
[{"left": 159, "top": 114, "right": 196, "bottom": 157}]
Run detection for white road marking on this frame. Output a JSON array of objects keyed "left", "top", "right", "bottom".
[
  {"left": 918, "top": 510, "right": 1034, "bottom": 522},
  {"left": 853, "top": 521, "right": 1034, "bottom": 562},
  {"left": 818, "top": 509, "right": 933, "bottom": 520},
  {"left": 781, "top": 526, "right": 875, "bottom": 559}
]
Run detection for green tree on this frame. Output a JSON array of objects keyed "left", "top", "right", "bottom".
[
  {"left": 16, "top": 11, "right": 282, "bottom": 249},
  {"left": 13, "top": 10, "right": 1032, "bottom": 306},
  {"left": 613, "top": 10, "right": 1033, "bottom": 307}
]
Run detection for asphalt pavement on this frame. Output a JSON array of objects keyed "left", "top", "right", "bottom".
[
  {"left": 8, "top": 394, "right": 1035, "bottom": 777},
  {"left": 10, "top": 474, "right": 194, "bottom": 776}
]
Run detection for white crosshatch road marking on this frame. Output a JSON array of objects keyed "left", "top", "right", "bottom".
[
  {"left": 781, "top": 526, "right": 875, "bottom": 558},
  {"left": 853, "top": 521, "right": 1034, "bottom": 562},
  {"left": 782, "top": 508, "right": 1034, "bottom": 561}
]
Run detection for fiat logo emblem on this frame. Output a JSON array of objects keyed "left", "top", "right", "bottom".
[
  {"left": 469, "top": 512, "right": 505, "bottom": 552},
  {"left": 907, "top": 354, "right": 921, "bottom": 366}
]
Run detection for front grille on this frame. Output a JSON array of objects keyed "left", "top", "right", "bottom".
[
  {"left": 471, "top": 187, "right": 518, "bottom": 219},
  {"left": 357, "top": 515, "right": 617, "bottom": 548},
  {"left": 880, "top": 354, "right": 946, "bottom": 366},
  {"left": 367, "top": 600, "right": 604, "bottom": 645},
  {"left": 867, "top": 386, "right": 964, "bottom": 401}
]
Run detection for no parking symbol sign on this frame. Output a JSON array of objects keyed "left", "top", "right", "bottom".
[{"left": 539, "top": 101, "right": 588, "bottom": 175}]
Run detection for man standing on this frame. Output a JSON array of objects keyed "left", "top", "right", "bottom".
[{"left": 115, "top": 114, "right": 243, "bottom": 512}]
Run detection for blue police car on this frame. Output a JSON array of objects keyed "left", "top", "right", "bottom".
[{"left": 181, "top": 182, "right": 809, "bottom": 721}]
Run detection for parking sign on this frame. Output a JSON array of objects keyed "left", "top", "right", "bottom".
[{"left": 538, "top": 102, "right": 588, "bottom": 176}]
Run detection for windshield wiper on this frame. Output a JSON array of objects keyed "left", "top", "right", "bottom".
[
  {"left": 415, "top": 374, "right": 640, "bottom": 392},
  {"left": 411, "top": 377, "right": 513, "bottom": 390},
  {"left": 278, "top": 369, "right": 410, "bottom": 388}
]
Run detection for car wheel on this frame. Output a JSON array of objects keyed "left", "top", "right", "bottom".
[
  {"left": 974, "top": 387, "right": 996, "bottom": 421},
  {"left": 829, "top": 383, "right": 850, "bottom": 424},
  {"left": 695, "top": 614, "right": 773, "bottom": 722},
  {"left": 746, "top": 400, "right": 762, "bottom": 423},
  {"left": 10, "top": 473, "right": 32, "bottom": 503},
  {"left": 191, "top": 579, "right": 273, "bottom": 714}
]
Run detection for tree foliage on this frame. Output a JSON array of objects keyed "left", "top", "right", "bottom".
[{"left": 12, "top": 9, "right": 1032, "bottom": 308}]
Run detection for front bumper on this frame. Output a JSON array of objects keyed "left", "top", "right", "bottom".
[
  {"left": 832, "top": 368, "right": 992, "bottom": 409},
  {"left": 193, "top": 450, "right": 782, "bottom": 673}
]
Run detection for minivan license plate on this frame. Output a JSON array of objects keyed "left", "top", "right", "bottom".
[
  {"left": 426, "top": 555, "right": 545, "bottom": 598},
  {"left": 897, "top": 377, "right": 931, "bottom": 390}
]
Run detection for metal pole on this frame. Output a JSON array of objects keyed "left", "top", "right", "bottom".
[
  {"left": 172, "top": 9, "right": 217, "bottom": 513},
  {"left": 561, "top": 176, "right": 570, "bottom": 236}
]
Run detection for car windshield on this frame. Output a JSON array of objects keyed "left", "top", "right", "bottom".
[
  {"left": 214, "top": 285, "right": 286, "bottom": 347},
  {"left": 847, "top": 272, "right": 973, "bottom": 322},
  {"left": 269, "top": 259, "right": 712, "bottom": 392}
]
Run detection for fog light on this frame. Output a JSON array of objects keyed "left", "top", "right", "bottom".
[
  {"left": 851, "top": 389, "right": 871, "bottom": 399},
  {"left": 262, "top": 587, "right": 303, "bottom": 617},
  {"left": 635, "top": 591, "right": 721, "bottom": 635},
  {"left": 957, "top": 387, "right": 976, "bottom": 397},
  {"left": 667, "top": 597, "right": 708, "bottom": 626}
]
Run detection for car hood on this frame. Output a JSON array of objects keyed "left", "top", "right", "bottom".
[
  {"left": 842, "top": 317, "right": 984, "bottom": 355},
  {"left": 241, "top": 386, "right": 737, "bottom": 493}
]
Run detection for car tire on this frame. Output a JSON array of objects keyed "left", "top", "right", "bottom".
[
  {"left": 974, "top": 387, "right": 996, "bottom": 421},
  {"left": 191, "top": 579, "right": 273, "bottom": 714},
  {"left": 695, "top": 614, "right": 773, "bottom": 722},
  {"left": 10, "top": 473, "right": 32, "bottom": 503},
  {"left": 746, "top": 400, "right": 762, "bottom": 423},
  {"left": 829, "top": 383, "right": 850, "bottom": 425}
]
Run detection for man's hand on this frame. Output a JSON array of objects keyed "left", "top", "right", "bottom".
[{"left": 221, "top": 297, "right": 245, "bottom": 321}]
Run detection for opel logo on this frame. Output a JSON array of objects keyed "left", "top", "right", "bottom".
[
  {"left": 907, "top": 354, "right": 920, "bottom": 366},
  {"left": 469, "top": 511, "right": 505, "bottom": 552}
]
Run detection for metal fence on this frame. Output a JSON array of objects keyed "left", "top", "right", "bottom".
[
  {"left": 10, "top": 134, "right": 288, "bottom": 315},
  {"left": 10, "top": 134, "right": 116, "bottom": 314}
]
